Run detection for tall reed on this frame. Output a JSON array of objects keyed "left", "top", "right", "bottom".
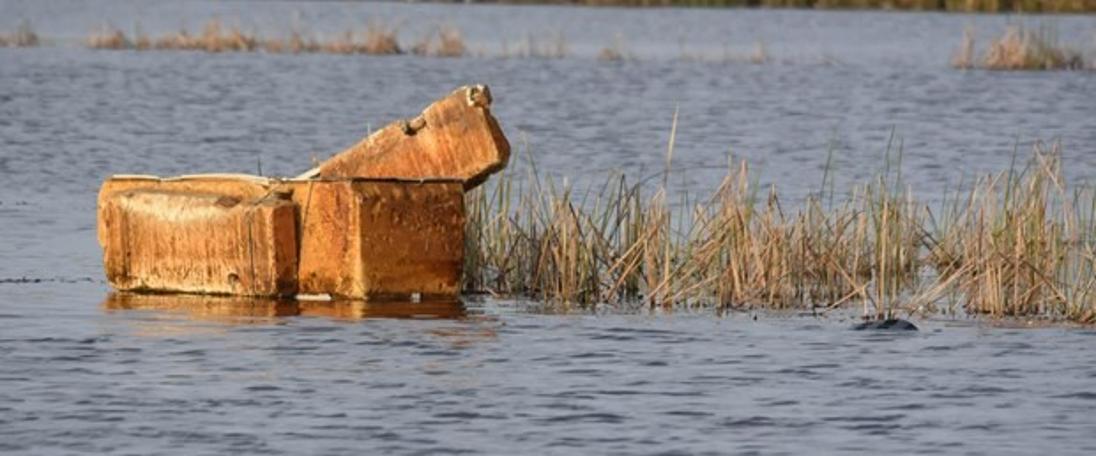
[
  {"left": 465, "top": 131, "right": 924, "bottom": 315},
  {"left": 926, "top": 143, "right": 1096, "bottom": 322},
  {"left": 464, "top": 137, "right": 1095, "bottom": 323}
]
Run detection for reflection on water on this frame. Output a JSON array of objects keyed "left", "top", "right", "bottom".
[{"left": 102, "top": 292, "right": 467, "bottom": 322}]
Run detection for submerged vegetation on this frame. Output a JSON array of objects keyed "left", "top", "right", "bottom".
[
  {"left": 0, "top": 21, "right": 39, "bottom": 47},
  {"left": 953, "top": 24, "right": 1088, "bottom": 70},
  {"left": 463, "top": 135, "right": 1096, "bottom": 324}
]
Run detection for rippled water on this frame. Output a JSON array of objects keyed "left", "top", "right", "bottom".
[{"left": 3, "top": 0, "right": 1096, "bottom": 454}]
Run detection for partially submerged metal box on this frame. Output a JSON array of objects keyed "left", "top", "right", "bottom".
[
  {"left": 286, "top": 179, "right": 465, "bottom": 300},
  {"left": 98, "top": 184, "right": 298, "bottom": 296},
  {"left": 97, "top": 84, "right": 507, "bottom": 301},
  {"left": 97, "top": 175, "right": 465, "bottom": 300}
]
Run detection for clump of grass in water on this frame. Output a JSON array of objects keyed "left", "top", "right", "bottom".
[
  {"left": 84, "top": 18, "right": 403, "bottom": 56},
  {"left": 464, "top": 129, "right": 1094, "bottom": 323},
  {"left": 464, "top": 120, "right": 926, "bottom": 314},
  {"left": 0, "top": 20, "right": 39, "bottom": 47},
  {"left": 88, "top": 19, "right": 259, "bottom": 52},
  {"left": 360, "top": 21, "right": 402, "bottom": 55},
  {"left": 598, "top": 33, "right": 631, "bottom": 62},
  {"left": 413, "top": 24, "right": 465, "bottom": 58},
  {"left": 952, "top": 24, "right": 1086, "bottom": 71},
  {"left": 316, "top": 21, "right": 403, "bottom": 55},
  {"left": 926, "top": 143, "right": 1096, "bottom": 323},
  {"left": 87, "top": 24, "right": 129, "bottom": 49}
]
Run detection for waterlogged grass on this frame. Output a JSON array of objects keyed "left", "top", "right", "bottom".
[
  {"left": 464, "top": 136, "right": 1096, "bottom": 324},
  {"left": 953, "top": 24, "right": 1087, "bottom": 70}
]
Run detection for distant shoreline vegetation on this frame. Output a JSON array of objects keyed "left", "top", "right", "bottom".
[
  {"left": 2, "top": 16, "right": 1092, "bottom": 70},
  {"left": 461, "top": 0, "right": 1096, "bottom": 13}
]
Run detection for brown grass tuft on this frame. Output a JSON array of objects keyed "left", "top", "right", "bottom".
[
  {"left": 598, "top": 34, "right": 630, "bottom": 62},
  {"left": 0, "top": 20, "right": 39, "bottom": 47},
  {"left": 954, "top": 24, "right": 1086, "bottom": 71},
  {"left": 413, "top": 24, "right": 465, "bottom": 58},
  {"left": 464, "top": 134, "right": 1096, "bottom": 323},
  {"left": 87, "top": 24, "right": 130, "bottom": 49},
  {"left": 361, "top": 21, "right": 402, "bottom": 55}
]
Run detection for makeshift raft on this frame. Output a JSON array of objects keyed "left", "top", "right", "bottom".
[{"left": 97, "top": 85, "right": 509, "bottom": 301}]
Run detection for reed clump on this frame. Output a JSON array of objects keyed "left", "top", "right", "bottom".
[
  {"left": 153, "top": 20, "right": 259, "bottom": 52},
  {"left": 953, "top": 24, "right": 1086, "bottom": 71},
  {"left": 83, "top": 19, "right": 405, "bottom": 56},
  {"left": 0, "top": 21, "right": 40, "bottom": 47},
  {"left": 87, "top": 20, "right": 259, "bottom": 52},
  {"left": 86, "top": 24, "right": 130, "bottom": 49},
  {"left": 465, "top": 139, "right": 1096, "bottom": 324},
  {"left": 464, "top": 128, "right": 923, "bottom": 318},
  {"left": 313, "top": 22, "right": 402, "bottom": 55},
  {"left": 413, "top": 25, "right": 466, "bottom": 58},
  {"left": 260, "top": 29, "right": 319, "bottom": 54},
  {"left": 360, "top": 22, "right": 402, "bottom": 55},
  {"left": 927, "top": 143, "right": 1096, "bottom": 323}
]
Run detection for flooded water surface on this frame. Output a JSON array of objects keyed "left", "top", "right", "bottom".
[{"left": 2, "top": 0, "right": 1096, "bottom": 454}]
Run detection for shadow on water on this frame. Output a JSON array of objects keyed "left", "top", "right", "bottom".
[{"left": 101, "top": 292, "right": 467, "bottom": 323}]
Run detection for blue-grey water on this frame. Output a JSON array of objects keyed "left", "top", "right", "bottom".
[{"left": 2, "top": 1, "right": 1096, "bottom": 454}]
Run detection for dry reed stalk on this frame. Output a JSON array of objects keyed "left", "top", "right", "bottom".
[
  {"left": 951, "top": 26, "right": 975, "bottom": 69},
  {"left": 750, "top": 41, "right": 769, "bottom": 64}
]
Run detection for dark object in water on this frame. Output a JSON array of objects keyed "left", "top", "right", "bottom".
[{"left": 851, "top": 318, "right": 918, "bottom": 331}]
